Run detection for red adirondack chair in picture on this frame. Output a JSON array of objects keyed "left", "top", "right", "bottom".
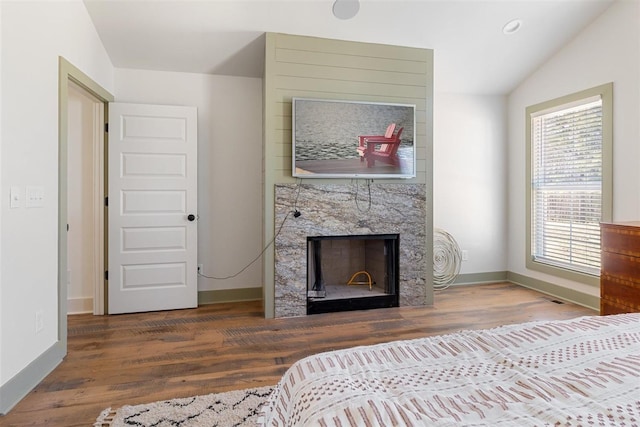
[{"left": 357, "top": 124, "right": 404, "bottom": 168}]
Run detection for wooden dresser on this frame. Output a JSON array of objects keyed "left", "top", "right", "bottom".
[{"left": 600, "top": 221, "right": 640, "bottom": 315}]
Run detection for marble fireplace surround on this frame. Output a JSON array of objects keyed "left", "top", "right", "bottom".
[{"left": 274, "top": 183, "right": 428, "bottom": 318}]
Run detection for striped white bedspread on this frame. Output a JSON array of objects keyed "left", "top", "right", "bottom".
[{"left": 258, "top": 313, "right": 640, "bottom": 426}]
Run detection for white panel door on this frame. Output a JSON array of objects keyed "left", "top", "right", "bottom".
[{"left": 108, "top": 103, "right": 198, "bottom": 314}]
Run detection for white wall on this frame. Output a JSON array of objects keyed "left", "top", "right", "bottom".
[
  {"left": 433, "top": 93, "right": 508, "bottom": 276},
  {"left": 507, "top": 0, "right": 640, "bottom": 296},
  {"left": 67, "top": 84, "right": 97, "bottom": 314},
  {"left": 0, "top": 1, "right": 113, "bottom": 387},
  {"left": 114, "top": 68, "right": 263, "bottom": 292}
]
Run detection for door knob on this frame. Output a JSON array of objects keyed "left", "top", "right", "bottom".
[{"left": 187, "top": 214, "right": 196, "bottom": 222}]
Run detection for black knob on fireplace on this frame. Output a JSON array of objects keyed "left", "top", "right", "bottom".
[{"left": 187, "top": 214, "right": 196, "bottom": 222}]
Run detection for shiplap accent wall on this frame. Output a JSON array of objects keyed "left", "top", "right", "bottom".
[{"left": 263, "top": 33, "right": 434, "bottom": 318}]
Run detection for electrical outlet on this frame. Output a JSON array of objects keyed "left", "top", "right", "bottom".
[
  {"left": 462, "top": 250, "right": 469, "bottom": 261},
  {"left": 198, "top": 264, "right": 203, "bottom": 274},
  {"left": 35, "top": 311, "right": 44, "bottom": 333}
]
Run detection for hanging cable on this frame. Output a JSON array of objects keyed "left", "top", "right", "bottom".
[
  {"left": 293, "top": 178, "right": 302, "bottom": 217},
  {"left": 355, "top": 179, "right": 372, "bottom": 213},
  {"left": 198, "top": 211, "right": 292, "bottom": 280}
]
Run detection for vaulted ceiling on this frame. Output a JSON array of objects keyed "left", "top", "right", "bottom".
[{"left": 83, "top": 0, "right": 614, "bottom": 94}]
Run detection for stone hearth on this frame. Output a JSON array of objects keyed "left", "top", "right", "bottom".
[{"left": 274, "top": 183, "right": 427, "bottom": 318}]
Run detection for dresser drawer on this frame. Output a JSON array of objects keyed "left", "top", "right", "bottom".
[
  {"left": 601, "top": 251, "right": 640, "bottom": 284},
  {"left": 600, "top": 276, "right": 640, "bottom": 310},
  {"left": 600, "top": 222, "right": 640, "bottom": 315},
  {"left": 601, "top": 223, "right": 640, "bottom": 257},
  {"left": 601, "top": 299, "right": 638, "bottom": 315}
]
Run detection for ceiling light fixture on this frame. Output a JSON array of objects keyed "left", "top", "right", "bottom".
[
  {"left": 502, "top": 19, "right": 523, "bottom": 35},
  {"left": 333, "top": 0, "right": 360, "bottom": 20}
]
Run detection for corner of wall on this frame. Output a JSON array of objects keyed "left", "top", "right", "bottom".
[
  {"left": 507, "top": 271, "right": 599, "bottom": 312},
  {"left": 0, "top": 342, "right": 64, "bottom": 415}
]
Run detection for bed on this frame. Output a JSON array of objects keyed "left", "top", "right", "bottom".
[{"left": 258, "top": 313, "right": 640, "bottom": 426}]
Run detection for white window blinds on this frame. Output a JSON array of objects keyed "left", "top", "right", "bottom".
[{"left": 531, "top": 97, "right": 603, "bottom": 276}]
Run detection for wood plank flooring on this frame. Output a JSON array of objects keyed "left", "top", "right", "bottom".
[{"left": 1, "top": 282, "right": 596, "bottom": 426}]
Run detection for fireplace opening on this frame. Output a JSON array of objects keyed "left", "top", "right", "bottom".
[{"left": 307, "top": 234, "right": 399, "bottom": 315}]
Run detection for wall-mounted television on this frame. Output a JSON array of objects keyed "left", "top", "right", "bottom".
[{"left": 292, "top": 98, "right": 416, "bottom": 179}]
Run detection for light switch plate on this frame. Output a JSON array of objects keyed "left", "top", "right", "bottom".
[
  {"left": 26, "top": 186, "right": 45, "bottom": 208},
  {"left": 10, "top": 186, "right": 21, "bottom": 208}
]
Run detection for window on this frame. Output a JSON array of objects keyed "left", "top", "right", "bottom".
[{"left": 526, "top": 83, "right": 612, "bottom": 285}]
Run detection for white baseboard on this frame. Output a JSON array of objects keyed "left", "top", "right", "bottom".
[{"left": 0, "top": 341, "right": 64, "bottom": 414}]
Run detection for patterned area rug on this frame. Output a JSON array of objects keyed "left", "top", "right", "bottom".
[{"left": 94, "top": 385, "right": 273, "bottom": 427}]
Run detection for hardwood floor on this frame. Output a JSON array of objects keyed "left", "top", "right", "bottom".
[{"left": 2, "top": 282, "right": 596, "bottom": 426}]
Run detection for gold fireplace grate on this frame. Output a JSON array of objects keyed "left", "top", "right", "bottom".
[{"left": 347, "top": 271, "right": 372, "bottom": 291}]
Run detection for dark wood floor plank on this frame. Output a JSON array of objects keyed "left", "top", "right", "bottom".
[{"left": 1, "top": 283, "right": 596, "bottom": 426}]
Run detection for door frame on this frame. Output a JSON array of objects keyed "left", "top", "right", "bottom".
[
  {"left": 58, "top": 57, "right": 113, "bottom": 347},
  {"left": 67, "top": 79, "right": 106, "bottom": 315}
]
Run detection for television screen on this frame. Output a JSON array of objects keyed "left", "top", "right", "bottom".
[{"left": 292, "top": 98, "right": 416, "bottom": 179}]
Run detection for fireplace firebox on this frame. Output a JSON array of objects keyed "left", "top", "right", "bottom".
[{"left": 306, "top": 234, "right": 399, "bottom": 315}]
